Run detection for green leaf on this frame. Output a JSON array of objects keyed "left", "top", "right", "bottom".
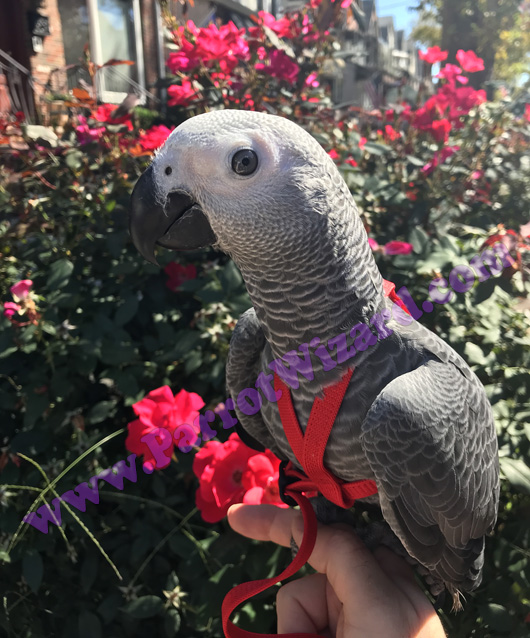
[
  {"left": 114, "top": 295, "right": 139, "bottom": 326},
  {"left": 65, "top": 149, "right": 84, "bottom": 171},
  {"left": 0, "top": 550, "right": 11, "bottom": 563},
  {"left": 439, "top": 235, "right": 459, "bottom": 255},
  {"left": 481, "top": 603, "right": 512, "bottom": 633},
  {"left": 185, "top": 350, "right": 203, "bottom": 374},
  {"left": 409, "top": 227, "right": 430, "bottom": 254},
  {"left": 99, "top": 342, "right": 136, "bottom": 365},
  {"left": 78, "top": 611, "right": 102, "bottom": 638},
  {"left": 86, "top": 401, "right": 116, "bottom": 425},
  {"left": 47, "top": 259, "right": 74, "bottom": 289},
  {"left": 406, "top": 154, "right": 425, "bottom": 167},
  {"left": 416, "top": 251, "right": 453, "bottom": 274},
  {"left": 22, "top": 552, "right": 43, "bottom": 593},
  {"left": 500, "top": 457, "right": 530, "bottom": 494},
  {"left": 209, "top": 564, "right": 232, "bottom": 585},
  {"left": 164, "top": 609, "right": 181, "bottom": 636},
  {"left": 80, "top": 553, "right": 100, "bottom": 594},
  {"left": 464, "top": 342, "right": 487, "bottom": 366},
  {"left": 220, "top": 260, "right": 243, "bottom": 294},
  {"left": 23, "top": 394, "right": 49, "bottom": 428},
  {"left": 123, "top": 595, "right": 165, "bottom": 619},
  {"left": 363, "top": 142, "right": 390, "bottom": 155},
  {"left": 196, "top": 281, "right": 224, "bottom": 304}
]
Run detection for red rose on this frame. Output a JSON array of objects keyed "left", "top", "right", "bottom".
[
  {"left": 384, "top": 124, "right": 401, "bottom": 141},
  {"left": 384, "top": 241, "right": 414, "bottom": 256},
  {"left": 255, "top": 50, "right": 299, "bottom": 84},
  {"left": 164, "top": 262, "right": 197, "bottom": 291},
  {"left": 430, "top": 118, "right": 452, "bottom": 143},
  {"left": 193, "top": 433, "right": 287, "bottom": 523},
  {"left": 167, "top": 80, "right": 196, "bottom": 107},
  {"left": 125, "top": 386, "right": 204, "bottom": 471},
  {"left": 418, "top": 46, "right": 448, "bottom": 65},
  {"left": 139, "top": 125, "right": 174, "bottom": 152},
  {"left": 483, "top": 229, "right": 518, "bottom": 253},
  {"left": 241, "top": 451, "right": 285, "bottom": 505},
  {"left": 93, "top": 103, "right": 133, "bottom": 127},
  {"left": 436, "top": 64, "right": 468, "bottom": 85},
  {"left": 456, "top": 50, "right": 485, "bottom": 73}
]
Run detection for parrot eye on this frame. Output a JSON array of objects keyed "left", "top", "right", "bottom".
[
  {"left": 165, "top": 166, "right": 173, "bottom": 176},
  {"left": 231, "top": 149, "right": 258, "bottom": 176}
]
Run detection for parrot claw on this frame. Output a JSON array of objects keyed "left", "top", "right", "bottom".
[{"left": 290, "top": 536, "right": 299, "bottom": 559}]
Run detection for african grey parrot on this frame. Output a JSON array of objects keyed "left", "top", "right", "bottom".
[{"left": 129, "top": 109, "right": 499, "bottom": 606}]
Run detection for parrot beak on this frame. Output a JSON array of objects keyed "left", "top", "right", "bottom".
[{"left": 129, "top": 164, "right": 217, "bottom": 265}]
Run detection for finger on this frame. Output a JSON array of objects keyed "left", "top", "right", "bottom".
[
  {"left": 302, "top": 525, "right": 398, "bottom": 616},
  {"left": 229, "top": 504, "right": 394, "bottom": 612},
  {"left": 373, "top": 546, "right": 417, "bottom": 585},
  {"left": 276, "top": 573, "right": 329, "bottom": 634},
  {"left": 227, "top": 503, "right": 298, "bottom": 548}
]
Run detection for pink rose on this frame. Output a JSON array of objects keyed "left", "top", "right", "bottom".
[
  {"left": 125, "top": 386, "right": 204, "bottom": 471},
  {"left": 10, "top": 279, "right": 33, "bottom": 300},
  {"left": 3, "top": 301, "right": 21, "bottom": 318},
  {"left": 384, "top": 241, "right": 414, "bottom": 256}
]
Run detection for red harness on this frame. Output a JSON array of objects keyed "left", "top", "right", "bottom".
[
  {"left": 274, "top": 369, "right": 378, "bottom": 508},
  {"left": 222, "top": 281, "right": 409, "bottom": 638}
]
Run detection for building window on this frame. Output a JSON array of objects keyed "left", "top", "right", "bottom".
[
  {"left": 58, "top": 0, "right": 145, "bottom": 103},
  {"left": 57, "top": 0, "right": 92, "bottom": 90}
]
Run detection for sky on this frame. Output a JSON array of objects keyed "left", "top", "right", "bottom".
[{"left": 376, "top": 0, "right": 419, "bottom": 35}]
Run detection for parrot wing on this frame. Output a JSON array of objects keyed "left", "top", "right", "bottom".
[
  {"left": 360, "top": 355, "right": 499, "bottom": 593},
  {"left": 226, "top": 307, "right": 277, "bottom": 452}
]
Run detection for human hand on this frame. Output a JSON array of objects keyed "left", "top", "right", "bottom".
[{"left": 228, "top": 504, "right": 446, "bottom": 638}]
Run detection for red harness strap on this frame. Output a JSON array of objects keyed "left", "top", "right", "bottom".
[
  {"left": 274, "top": 369, "right": 378, "bottom": 509},
  {"left": 222, "top": 280, "right": 408, "bottom": 638},
  {"left": 382, "top": 279, "right": 409, "bottom": 315}
]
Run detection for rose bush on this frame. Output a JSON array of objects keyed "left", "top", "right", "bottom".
[{"left": 1, "top": 6, "right": 529, "bottom": 638}]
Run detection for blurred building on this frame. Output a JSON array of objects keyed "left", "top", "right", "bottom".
[
  {"left": 0, "top": 0, "right": 428, "bottom": 121},
  {"left": 0, "top": 0, "right": 165, "bottom": 119},
  {"left": 0, "top": 0, "right": 272, "bottom": 121},
  {"left": 323, "top": 1, "right": 430, "bottom": 108}
]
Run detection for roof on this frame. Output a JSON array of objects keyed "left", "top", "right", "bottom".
[{"left": 378, "top": 16, "right": 394, "bottom": 28}]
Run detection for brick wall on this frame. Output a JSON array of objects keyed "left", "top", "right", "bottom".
[{"left": 26, "top": 0, "right": 67, "bottom": 100}]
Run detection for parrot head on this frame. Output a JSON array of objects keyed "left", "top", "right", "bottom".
[
  {"left": 129, "top": 110, "right": 385, "bottom": 350},
  {"left": 129, "top": 110, "right": 356, "bottom": 271}
]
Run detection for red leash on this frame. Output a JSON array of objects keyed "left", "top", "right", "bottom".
[
  {"left": 222, "top": 488, "right": 318, "bottom": 638},
  {"left": 222, "top": 281, "right": 408, "bottom": 637},
  {"left": 222, "top": 371, "right": 377, "bottom": 638}
]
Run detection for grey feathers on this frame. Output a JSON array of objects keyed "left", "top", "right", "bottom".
[{"left": 149, "top": 110, "right": 499, "bottom": 598}]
